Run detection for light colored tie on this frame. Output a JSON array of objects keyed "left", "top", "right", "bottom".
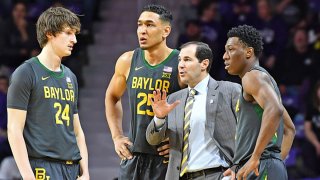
[{"left": 180, "top": 88, "right": 197, "bottom": 177}]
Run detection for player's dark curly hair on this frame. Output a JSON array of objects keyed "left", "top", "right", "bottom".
[
  {"left": 142, "top": 4, "right": 173, "bottom": 24},
  {"left": 227, "top": 25, "right": 264, "bottom": 57}
]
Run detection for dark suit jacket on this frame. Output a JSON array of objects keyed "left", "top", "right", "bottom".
[{"left": 146, "top": 77, "right": 241, "bottom": 180}]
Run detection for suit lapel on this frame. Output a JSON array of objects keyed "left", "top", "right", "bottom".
[{"left": 206, "top": 77, "right": 219, "bottom": 136}]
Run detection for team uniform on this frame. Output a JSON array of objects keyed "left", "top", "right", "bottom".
[
  {"left": 233, "top": 66, "right": 287, "bottom": 179},
  {"left": 7, "top": 57, "right": 81, "bottom": 180},
  {"left": 120, "top": 48, "right": 181, "bottom": 180}
]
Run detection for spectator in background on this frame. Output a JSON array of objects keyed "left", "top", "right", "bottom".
[
  {"left": 0, "top": 1, "right": 40, "bottom": 69},
  {"left": 176, "top": 20, "right": 210, "bottom": 48},
  {"left": 177, "top": 0, "right": 201, "bottom": 33},
  {"left": 275, "top": 0, "right": 308, "bottom": 29},
  {"left": 303, "top": 81, "right": 320, "bottom": 177},
  {"left": 276, "top": 28, "right": 318, "bottom": 115},
  {"left": 198, "top": 1, "right": 223, "bottom": 47},
  {"left": 198, "top": 1, "right": 225, "bottom": 80},
  {"left": 311, "top": 26, "right": 320, "bottom": 83},
  {"left": 0, "top": 0, "right": 12, "bottom": 18},
  {"left": 231, "top": 0, "right": 255, "bottom": 26},
  {"left": 252, "top": 0, "right": 287, "bottom": 76},
  {"left": 0, "top": 75, "right": 11, "bottom": 163}
]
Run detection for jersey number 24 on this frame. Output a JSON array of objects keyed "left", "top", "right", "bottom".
[{"left": 54, "top": 102, "right": 70, "bottom": 126}]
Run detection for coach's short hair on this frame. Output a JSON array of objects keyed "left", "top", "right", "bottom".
[{"left": 180, "top": 41, "right": 213, "bottom": 72}]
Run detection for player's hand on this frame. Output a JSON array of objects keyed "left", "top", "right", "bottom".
[
  {"left": 77, "top": 174, "right": 90, "bottom": 180},
  {"left": 223, "top": 168, "right": 236, "bottom": 180},
  {"left": 236, "top": 156, "right": 260, "bottom": 180},
  {"left": 113, "top": 135, "right": 133, "bottom": 160},
  {"left": 157, "top": 138, "right": 170, "bottom": 163},
  {"left": 150, "top": 89, "right": 180, "bottom": 119},
  {"left": 157, "top": 138, "right": 170, "bottom": 157}
]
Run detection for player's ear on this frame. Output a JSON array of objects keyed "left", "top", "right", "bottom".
[
  {"left": 46, "top": 32, "right": 54, "bottom": 40},
  {"left": 246, "top": 47, "right": 254, "bottom": 59},
  {"left": 163, "top": 25, "right": 171, "bottom": 38}
]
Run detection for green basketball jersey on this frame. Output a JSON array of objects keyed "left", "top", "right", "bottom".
[
  {"left": 233, "top": 66, "right": 284, "bottom": 164},
  {"left": 7, "top": 57, "right": 81, "bottom": 161},
  {"left": 126, "top": 48, "right": 181, "bottom": 154}
]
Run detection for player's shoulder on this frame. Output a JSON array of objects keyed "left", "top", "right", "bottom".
[
  {"left": 62, "top": 64, "right": 76, "bottom": 78},
  {"left": 62, "top": 64, "right": 72, "bottom": 73},
  {"left": 118, "top": 50, "right": 135, "bottom": 63},
  {"left": 9, "top": 58, "right": 36, "bottom": 87},
  {"left": 170, "top": 49, "right": 180, "bottom": 60},
  {"left": 172, "top": 49, "right": 180, "bottom": 55},
  {"left": 217, "top": 80, "right": 241, "bottom": 89},
  {"left": 243, "top": 70, "right": 269, "bottom": 85},
  {"left": 242, "top": 70, "right": 272, "bottom": 95},
  {"left": 12, "top": 58, "right": 35, "bottom": 77},
  {"left": 115, "top": 50, "right": 138, "bottom": 76}
]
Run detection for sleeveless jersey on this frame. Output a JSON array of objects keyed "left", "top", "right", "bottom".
[
  {"left": 7, "top": 57, "right": 81, "bottom": 161},
  {"left": 126, "top": 48, "right": 181, "bottom": 154},
  {"left": 233, "top": 66, "right": 284, "bottom": 164}
]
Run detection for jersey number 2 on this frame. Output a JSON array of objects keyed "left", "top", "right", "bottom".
[{"left": 54, "top": 102, "right": 70, "bottom": 126}]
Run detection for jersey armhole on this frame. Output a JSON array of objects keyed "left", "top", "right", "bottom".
[{"left": 126, "top": 49, "right": 140, "bottom": 84}]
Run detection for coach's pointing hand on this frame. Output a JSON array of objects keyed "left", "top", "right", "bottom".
[{"left": 150, "top": 89, "right": 180, "bottom": 119}]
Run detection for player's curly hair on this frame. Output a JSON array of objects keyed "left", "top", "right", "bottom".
[
  {"left": 142, "top": 4, "right": 173, "bottom": 24},
  {"left": 227, "top": 25, "right": 264, "bottom": 57}
]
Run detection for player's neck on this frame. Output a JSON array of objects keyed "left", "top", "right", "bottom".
[
  {"left": 239, "top": 60, "right": 259, "bottom": 78},
  {"left": 37, "top": 47, "right": 62, "bottom": 72},
  {"left": 144, "top": 45, "right": 173, "bottom": 66}
]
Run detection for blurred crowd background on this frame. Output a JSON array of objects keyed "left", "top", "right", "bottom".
[{"left": 0, "top": 0, "right": 320, "bottom": 179}]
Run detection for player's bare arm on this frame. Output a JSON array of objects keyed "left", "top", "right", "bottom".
[
  {"left": 74, "top": 114, "right": 90, "bottom": 180},
  {"left": 280, "top": 108, "right": 295, "bottom": 160},
  {"left": 7, "top": 108, "right": 35, "bottom": 180},
  {"left": 105, "top": 51, "right": 133, "bottom": 160},
  {"left": 237, "top": 70, "right": 283, "bottom": 180}
]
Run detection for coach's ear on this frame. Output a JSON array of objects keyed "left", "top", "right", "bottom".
[{"left": 201, "top": 59, "right": 209, "bottom": 71}]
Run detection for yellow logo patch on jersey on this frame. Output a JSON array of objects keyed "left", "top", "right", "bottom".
[
  {"left": 162, "top": 72, "right": 171, "bottom": 79},
  {"left": 66, "top": 77, "right": 73, "bottom": 89},
  {"left": 67, "top": 82, "right": 73, "bottom": 89}
]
